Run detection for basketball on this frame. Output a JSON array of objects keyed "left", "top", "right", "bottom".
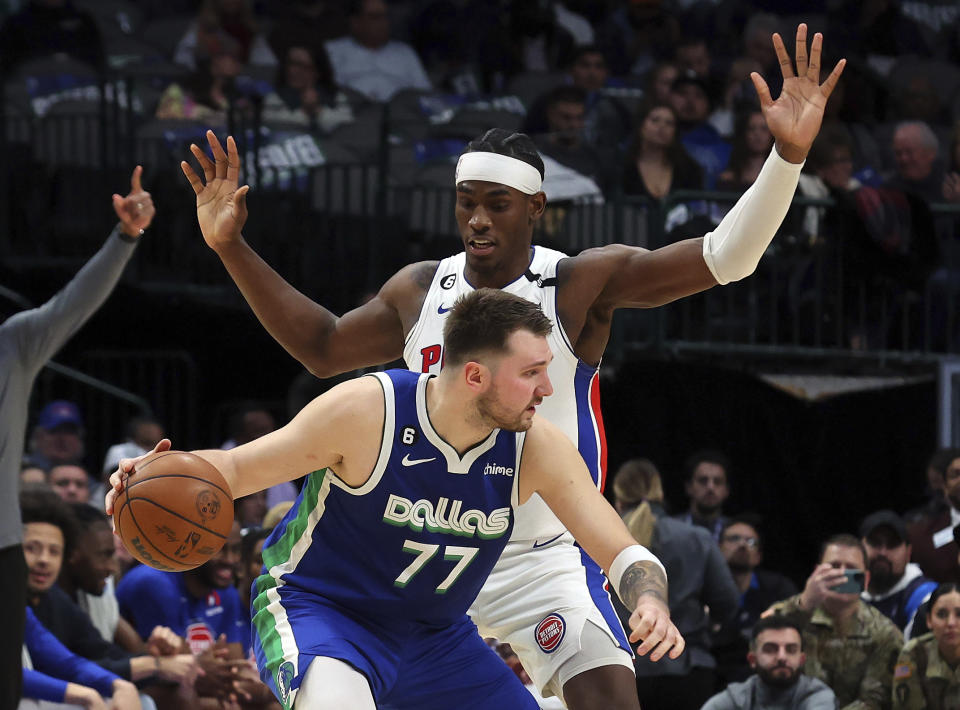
[{"left": 114, "top": 450, "right": 234, "bottom": 572}]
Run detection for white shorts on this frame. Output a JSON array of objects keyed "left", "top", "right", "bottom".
[{"left": 469, "top": 534, "right": 634, "bottom": 698}]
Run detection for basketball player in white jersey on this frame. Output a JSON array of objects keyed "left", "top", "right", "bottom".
[{"left": 180, "top": 25, "right": 843, "bottom": 709}]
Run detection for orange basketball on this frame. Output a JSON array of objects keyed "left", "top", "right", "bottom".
[{"left": 114, "top": 450, "right": 234, "bottom": 572}]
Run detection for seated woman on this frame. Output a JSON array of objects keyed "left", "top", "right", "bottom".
[
  {"left": 621, "top": 101, "right": 703, "bottom": 200},
  {"left": 717, "top": 110, "right": 773, "bottom": 192},
  {"left": 155, "top": 40, "right": 243, "bottom": 123},
  {"left": 174, "top": 0, "right": 276, "bottom": 71},
  {"left": 261, "top": 44, "right": 354, "bottom": 133},
  {"left": 892, "top": 583, "right": 960, "bottom": 709}
]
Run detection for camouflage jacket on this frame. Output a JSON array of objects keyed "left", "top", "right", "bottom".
[
  {"left": 768, "top": 595, "right": 903, "bottom": 710},
  {"left": 892, "top": 633, "right": 960, "bottom": 709}
]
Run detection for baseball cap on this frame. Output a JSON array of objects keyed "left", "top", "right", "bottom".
[
  {"left": 671, "top": 69, "right": 711, "bottom": 95},
  {"left": 37, "top": 400, "right": 83, "bottom": 431},
  {"left": 859, "top": 510, "right": 907, "bottom": 543}
]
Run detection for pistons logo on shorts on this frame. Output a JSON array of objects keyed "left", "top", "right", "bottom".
[{"left": 535, "top": 613, "right": 566, "bottom": 654}]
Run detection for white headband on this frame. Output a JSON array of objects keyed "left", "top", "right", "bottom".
[{"left": 455, "top": 152, "right": 543, "bottom": 195}]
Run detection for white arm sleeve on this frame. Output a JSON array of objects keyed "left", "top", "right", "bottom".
[{"left": 701, "top": 147, "right": 804, "bottom": 285}]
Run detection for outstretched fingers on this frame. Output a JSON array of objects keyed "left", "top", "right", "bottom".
[
  {"left": 819, "top": 57, "right": 846, "bottom": 100},
  {"left": 772, "top": 32, "right": 794, "bottom": 80},
  {"left": 190, "top": 142, "right": 216, "bottom": 183},
  {"left": 181, "top": 161, "right": 204, "bottom": 196},
  {"left": 793, "top": 23, "right": 808, "bottom": 78},
  {"left": 806, "top": 31, "right": 822, "bottom": 82},
  {"left": 207, "top": 130, "right": 229, "bottom": 180},
  {"left": 750, "top": 72, "right": 774, "bottom": 110},
  {"left": 226, "top": 135, "right": 241, "bottom": 184}
]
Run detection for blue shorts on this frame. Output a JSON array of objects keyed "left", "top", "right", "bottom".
[{"left": 252, "top": 590, "right": 538, "bottom": 710}]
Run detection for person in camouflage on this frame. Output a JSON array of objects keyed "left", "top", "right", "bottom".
[
  {"left": 892, "top": 583, "right": 960, "bottom": 709},
  {"left": 767, "top": 534, "right": 903, "bottom": 710}
]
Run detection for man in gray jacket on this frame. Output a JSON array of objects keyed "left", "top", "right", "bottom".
[
  {"left": 0, "top": 166, "right": 153, "bottom": 706},
  {"left": 702, "top": 615, "right": 837, "bottom": 710}
]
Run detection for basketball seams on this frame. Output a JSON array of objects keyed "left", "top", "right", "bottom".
[
  {"left": 125, "top": 472, "right": 231, "bottom": 498},
  {"left": 126, "top": 496, "right": 229, "bottom": 540},
  {"left": 116, "top": 498, "right": 184, "bottom": 571}
]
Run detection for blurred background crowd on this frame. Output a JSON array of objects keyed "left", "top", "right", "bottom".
[{"left": 6, "top": 0, "right": 960, "bottom": 708}]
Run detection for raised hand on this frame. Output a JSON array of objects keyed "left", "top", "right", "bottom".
[
  {"left": 750, "top": 24, "right": 846, "bottom": 164},
  {"left": 112, "top": 166, "right": 155, "bottom": 239},
  {"left": 180, "top": 131, "right": 250, "bottom": 253}
]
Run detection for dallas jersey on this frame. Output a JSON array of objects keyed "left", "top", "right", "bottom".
[
  {"left": 403, "top": 245, "right": 606, "bottom": 544},
  {"left": 253, "top": 369, "right": 523, "bottom": 627}
]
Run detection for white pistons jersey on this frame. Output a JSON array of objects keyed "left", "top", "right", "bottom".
[{"left": 402, "top": 246, "right": 607, "bottom": 544}]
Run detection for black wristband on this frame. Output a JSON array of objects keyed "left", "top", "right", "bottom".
[{"left": 116, "top": 226, "right": 143, "bottom": 243}]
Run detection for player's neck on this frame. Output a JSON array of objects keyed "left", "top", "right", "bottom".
[
  {"left": 426, "top": 377, "right": 493, "bottom": 455},
  {"left": 183, "top": 571, "right": 213, "bottom": 600},
  {"left": 462, "top": 246, "right": 534, "bottom": 289}
]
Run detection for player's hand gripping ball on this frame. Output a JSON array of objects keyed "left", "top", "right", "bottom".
[{"left": 113, "top": 451, "right": 234, "bottom": 571}]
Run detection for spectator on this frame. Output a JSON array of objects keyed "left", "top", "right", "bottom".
[
  {"left": 567, "top": 45, "right": 631, "bottom": 151},
  {"left": 236, "top": 527, "right": 271, "bottom": 626},
  {"left": 155, "top": 38, "right": 244, "bottom": 123},
  {"left": 621, "top": 101, "right": 703, "bottom": 201},
  {"left": 0, "top": 167, "right": 151, "bottom": 708},
  {"left": 674, "top": 36, "right": 712, "bottom": 80},
  {"left": 908, "top": 449, "right": 960, "bottom": 584},
  {"left": 717, "top": 110, "right": 774, "bottom": 192},
  {"left": 708, "top": 57, "right": 763, "bottom": 139},
  {"left": 886, "top": 121, "right": 946, "bottom": 204},
  {"left": 19, "top": 463, "right": 47, "bottom": 489},
  {"left": 48, "top": 464, "right": 92, "bottom": 505},
  {"left": 475, "top": 0, "right": 576, "bottom": 94},
  {"left": 0, "top": 0, "right": 104, "bottom": 76},
  {"left": 117, "top": 521, "right": 274, "bottom": 707},
  {"left": 533, "top": 85, "right": 613, "bottom": 193},
  {"left": 702, "top": 615, "right": 837, "bottom": 710},
  {"left": 261, "top": 44, "right": 354, "bottom": 133},
  {"left": 612, "top": 458, "right": 739, "bottom": 710},
  {"left": 21, "top": 607, "right": 142, "bottom": 710},
  {"left": 101, "top": 416, "right": 165, "bottom": 479},
  {"left": 173, "top": 0, "right": 277, "bottom": 71},
  {"left": 223, "top": 402, "right": 297, "bottom": 510},
  {"left": 645, "top": 60, "right": 679, "bottom": 105},
  {"left": 905, "top": 448, "right": 955, "bottom": 526},
  {"left": 670, "top": 70, "right": 732, "bottom": 188},
  {"left": 22, "top": 489, "right": 194, "bottom": 701},
  {"left": 60, "top": 505, "right": 142, "bottom": 652},
  {"left": 597, "top": 0, "right": 680, "bottom": 78},
  {"left": 118, "top": 521, "right": 245, "bottom": 653},
  {"left": 236, "top": 490, "right": 267, "bottom": 529},
  {"left": 324, "top": 0, "right": 431, "bottom": 103},
  {"left": 767, "top": 533, "right": 904, "bottom": 708},
  {"left": 795, "top": 124, "right": 863, "bottom": 242},
  {"left": 892, "top": 582, "right": 960, "bottom": 710},
  {"left": 712, "top": 516, "right": 798, "bottom": 685},
  {"left": 266, "top": 0, "right": 348, "bottom": 60},
  {"left": 861, "top": 510, "right": 938, "bottom": 638},
  {"left": 674, "top": 449, "right": 732, "bottom": 542},
  {"left": 27, "top": 400, "right": 85, "bottom": 471}
]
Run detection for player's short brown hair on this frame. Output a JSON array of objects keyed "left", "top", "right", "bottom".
[{"left": 443, "top": 288, "right": 551, "bottom": 367}]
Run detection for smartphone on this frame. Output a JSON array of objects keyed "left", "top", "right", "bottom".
[{"left": 830, "top": 569, "right": 865, "bottom": 594}]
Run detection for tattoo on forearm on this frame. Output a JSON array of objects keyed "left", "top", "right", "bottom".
[{"left": 619, "top": 561, "right": 668, "bottom": 610}]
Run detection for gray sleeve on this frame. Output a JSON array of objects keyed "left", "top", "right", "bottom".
[
  {"left": 702, "top": 535, "right": 740, "bottom": 625},
  {"left": 800, "top": 683, "right": 839, "bottom": 710},
  {"left": 6, "top": 226, "right": 137, "bottom": 375},
  {"left": 700, "top": 691, "right": 734, "bottom": 710}
]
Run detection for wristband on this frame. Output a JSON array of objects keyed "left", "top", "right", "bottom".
[{"left": 608, "top": 544, "right": 666, "bottom": 596}]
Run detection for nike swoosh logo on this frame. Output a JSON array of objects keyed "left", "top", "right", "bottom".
[
  {"left": 437, "top": 304, "right": 452, "bottom": 314},
  {"left": 532, "top": 533, "right": 564, "bottom": 549},
  {"left": 401, "top": 454, "right": 437, "bottom": 467}
]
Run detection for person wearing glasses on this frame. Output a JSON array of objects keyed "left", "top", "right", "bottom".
[{"left": 713, "top": 516, "right": 799, "bottom": 685}]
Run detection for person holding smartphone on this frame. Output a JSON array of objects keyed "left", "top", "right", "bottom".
[{"left": 767, "top": 533, "right": 903, "bottom": 709}]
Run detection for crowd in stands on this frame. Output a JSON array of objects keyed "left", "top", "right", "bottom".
[
  {"left": 6, "top": 1, "right": 960, "bottom": 709},
  {"left": 16, "top": 396, "right": 960, "bottom": 708}
]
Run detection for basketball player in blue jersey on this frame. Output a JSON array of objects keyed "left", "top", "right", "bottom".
[
  {"left": 179, "top": 25, "right": 844, "bottom": 709},
  {"left": 106, "top": 289, "right": 683, "bottom": 710}
]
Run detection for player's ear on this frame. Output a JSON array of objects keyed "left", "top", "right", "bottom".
[
  {"left": 463, "top": 361, "right": 490, "bottom": 392},
  {"left": 528, "top": 191, "right": 546, "bottom": 222}
]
